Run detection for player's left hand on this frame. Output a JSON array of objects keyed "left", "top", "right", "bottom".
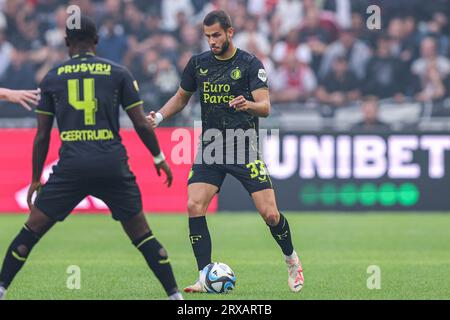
[
  {"left": 155, "top": 160, "right": 173, "bottom": 187},
  {"left": 27, "top": 181, "right": 42, "bottom": 210},
  {"left": 229, "top": 95, "right": 249, "bottom": 112}
]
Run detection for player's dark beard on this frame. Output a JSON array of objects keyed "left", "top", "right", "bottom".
[{"left": 215, "top": 36, "right": 230, "bottom": 56}]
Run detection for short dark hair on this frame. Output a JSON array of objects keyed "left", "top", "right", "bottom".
[{"left": 203, "top": 10, "right": 232, "bottom": 30}]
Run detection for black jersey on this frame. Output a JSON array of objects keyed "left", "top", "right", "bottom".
[
  {"left": 36, "top": 52, "right": 142, "bottom": 173},
  {"left": 180, "top": 48, "right": 268, "bottom": 148}
]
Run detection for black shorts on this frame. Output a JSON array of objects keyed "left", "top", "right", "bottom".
[
  {"left": 34, "top": 163, "right": 142, "bottom": 222},
  {"left": 188, "top": 159, "right": 273, "bottom": 194}
]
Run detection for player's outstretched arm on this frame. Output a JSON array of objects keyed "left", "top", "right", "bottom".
[
  {"left": 28, "top": 113, "right": 53, "bottom": 209},
  {"left": 0, "top": 88, "right": 41, "bottom": 111},
  {"left": 229, "top": 88, "right": 271, "bottom": 118},
  {"left": 146, "top": 87, "right": 192, "bottom": 128},
  {"left": 127, "top": 104, "right": 173, "bottom": 187}
]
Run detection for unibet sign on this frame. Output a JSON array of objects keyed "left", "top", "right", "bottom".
[
  {"left": 217, "top": 132, "right": 450, "bottom": 211},
  {"left": 264, "top": 134, "right": 450, "bottom": 180}
]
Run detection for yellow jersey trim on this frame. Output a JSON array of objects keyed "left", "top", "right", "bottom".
[
  {"left": 35, "top": 109, "right": 54, "bottom": 116},
  {"left": 124, "top": 100, "right": 143, "bottom": 111},
  {"left": 214, "top": 47, "right": 238, "bottom": 61}
]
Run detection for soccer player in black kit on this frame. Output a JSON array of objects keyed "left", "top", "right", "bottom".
[
  {"left": 0, "top": 16, "right": 183, "bottom": 300},
  {"left": 148, "top": 10, "right": 304, "bottom": 293}
]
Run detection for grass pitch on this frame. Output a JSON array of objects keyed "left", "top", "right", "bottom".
[{"left": 1, "top": 213, "right": 450, "bottom": 300}]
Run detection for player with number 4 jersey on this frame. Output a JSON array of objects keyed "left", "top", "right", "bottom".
[{"left": 0, "top": 15, "right": 183, "bottom": 301}]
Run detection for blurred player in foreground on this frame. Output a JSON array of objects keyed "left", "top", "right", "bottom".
[
  {"left": 148, "top": 10, "right": 304, "bottom": 293},
  {"left": 0, "top": 15, "right": 182, "bottom": 300}
]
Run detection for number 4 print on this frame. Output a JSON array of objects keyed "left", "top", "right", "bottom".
[{"left": 68, "top": 78, "right": 98, "bottom": 126}]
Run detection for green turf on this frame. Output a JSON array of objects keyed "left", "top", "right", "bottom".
[{"left": 1, "top": 213, "right": 450, "bottom": 300}]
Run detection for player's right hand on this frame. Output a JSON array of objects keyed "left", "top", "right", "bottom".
[
  {"left": 27, "top": 181, "right": 42, "bottom": 210},
  {"left": 155, "top": 160, "right": 173, "bottom": 187},
  {"left": 6, "top": 89, "right": 41, "bottom": 111},
  {"left": 146, "top": 111, "right": 157, "bottom": 128}
]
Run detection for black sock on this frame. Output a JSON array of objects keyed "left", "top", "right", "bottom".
[
  {"left": 133, "top": 232, "right": 179, "bottom": 296},
  {"left": 268, "top": 213, "right": 294, "bottom": 256},
  {"left": 0, "top": 225, "right": 41, "bottom": 289},
  {"left": 189, "top": 216, "right": 212, "bottom": 271}
]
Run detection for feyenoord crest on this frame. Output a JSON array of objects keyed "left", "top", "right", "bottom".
[{"left": 230, "top": 68, "right": 241, "bottom": 80}]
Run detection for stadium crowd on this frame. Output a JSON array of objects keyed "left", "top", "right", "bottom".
[{"left": 1, "top": 0, "right": 450, "bottom": 121}]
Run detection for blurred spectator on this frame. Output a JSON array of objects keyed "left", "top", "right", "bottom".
[
  {"left": 234, "top": 15, "right": 271, "bottom": 57},
  {"left": 0, "top": 49, "right": 36, "bottom": 91},
  {"left": 397, "top": 15, "right": 421, "bottom": 65},
  {"left": 245, "top": 36, "right": 275, "bottom": 78},
  {"left": 271, "top": 0, "right": 304, "bottom": 39},
  {"left": 304, "top": 0, "right": 339, "bottom": 42},
  {"left": 414, "top": 61, "right": 448, "bottom": 103},
  {"left": 322, "top": 0, "right": 352, "bottom": 29},
  {"left": 411, "top": 37, "right": 450, "bottom": 80},
  {"left": 132, "top": 49, "right": 159, "bottom": 107},
  {"left": 351, "top": 96, "right": 391, "bottom": 132},
  {"left": 271, "top": 52, "right": 317, "bottom": 103},
  {"left": 13, "top": 2, "right": 44, "bottom": 50},
  {"left": 272, "top": 29, "right": 311, "bottom": 65},
  {"left": 364, "top": 35, "right": 404, "bottom": 99},
  {"left": 161, "top": 0, "right": 194, "bottom": 32},
  {"left": 420, "top": 15, "right": 449, "bottom": 56},
  {"left": 0, "top": 31, "right": 12, "bottom": 82},
  {"left": 134, "top": 50, "right": 159, "bottom": 85},
  {"left": 316, "top": 56, "right": 360, "bottom": 113},
  {"left": 179, "top": 22, "right": 203, "bottom": 54},
  {"left": 34, "top": 46, "right": 66, "bottom": 84},
  {"left": 123, "top": 2, "right": 148, "bottom": 43},
  {"left": 154, "top": 57, "right": 180, "bottom": 105},
  {"left": 44, "top": 6, "right": 67, "bottom": 48},
  {"left": 298, "top": 7, "right": 333, "bottom": 73},
  {"left": 247, "top": 0, "right": 277, "bottom": 18},
  {"left": 100, "top": 0, "right": 123, "bottom": 22},
  {"left": 97, "top": 15, "right": 128, "bottom": 64},
  {"left": 319, "top": 28, "right": 371, "bottom": 80},
  {"left": 350, "top": 11, "right": 373, "bottom": 44},
  {"left": 323, "top": 0, "right": 369, "bottom": 26}
]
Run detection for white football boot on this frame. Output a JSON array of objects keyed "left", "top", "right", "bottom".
[
  {"left": 0, "top": 286, "right": 6, "bottom": 300},
  {"left": 285, "top": 251, "right": 304, "bottom": 292}
]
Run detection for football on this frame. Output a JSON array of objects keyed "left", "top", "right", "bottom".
[{"left": 200, "top": 262, "right": 236, "bottom": 294}]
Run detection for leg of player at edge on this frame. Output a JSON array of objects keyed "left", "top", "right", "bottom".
[
  {"left": 184, "top": 183, "right": 218, "bottom": 293},
  {"left": 252, "top": 189, "right": 304, "bottom": 293},
  {"left": 121, "top": 211, "right": 183, "bottom": 300},
  {"left": 0, "top": 207, "right": 55, "bottom": 300},
  {"left": 0, "top": 208, "right": 183, "bottom": 300}
]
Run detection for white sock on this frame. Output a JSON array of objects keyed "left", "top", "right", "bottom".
[
  {"left": 168, "top": 292, "right": 184, "bottom": 300},
  {"left": 0, "top": 286, "right": 6, "bottom": 300},
  {"left": 285, "top": 251, "right": 297, "bottom": 261}
]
